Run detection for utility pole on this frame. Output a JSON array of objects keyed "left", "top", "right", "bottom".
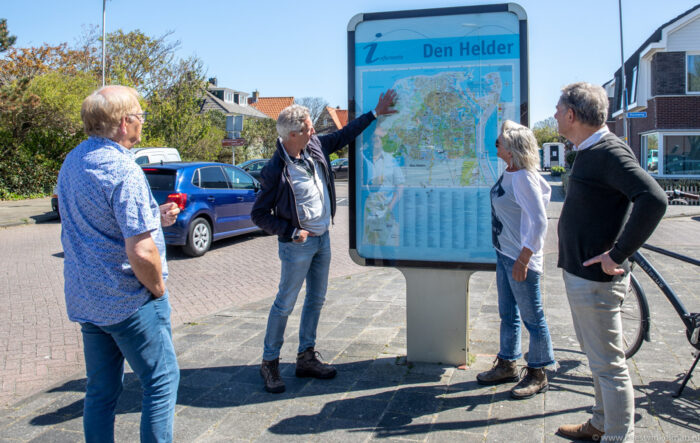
[
  {"left": 618, "top": 0, "right": 628, "bottom": 144},
  {"left": 102, "top": 0, "right": 106, "bottom": 86}
]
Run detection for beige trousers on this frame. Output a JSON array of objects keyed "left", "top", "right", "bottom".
[{"left": 563, "top": 270, "right": 635, "bottom": 443}]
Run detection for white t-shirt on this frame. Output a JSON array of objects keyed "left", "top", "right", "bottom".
[{"left": 490, "top": 169, "right": 551, "bottom": 273}]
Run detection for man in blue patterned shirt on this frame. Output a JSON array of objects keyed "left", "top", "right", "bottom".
[{"left": 58, "top": 85, "right": 180, "bottom": 443}]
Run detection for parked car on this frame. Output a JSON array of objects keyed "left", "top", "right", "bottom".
[
  {"left": 51, "top": 147, "right": 183, "bottom": 220},
  {"left": 331, "top": 157, "right": 349, "bottom": 180},
  {"left": 133, "top": 147, "right": 181, "bottom": 165},
  {"left": 236, "top": 158, "right": 269, "bottom": 180},
  {"left": 142, "top": 162, "right": 261, "bottom": 257}
]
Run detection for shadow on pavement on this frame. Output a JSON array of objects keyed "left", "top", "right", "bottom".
[{"left": 30, "top": 355, "right": 698, "bottom": 437}]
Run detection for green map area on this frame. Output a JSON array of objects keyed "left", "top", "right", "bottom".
[{"left": 367, "top": 69, "right": 511, "bottom": 188}]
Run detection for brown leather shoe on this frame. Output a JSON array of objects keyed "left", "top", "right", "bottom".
[
  {"left": 557, "top": 420, "right": 604, "bottom": 441},
  {"left": 260, "top": 358, "right": 285, "bottom": 393},
  {"left": 511, "top": 367, "right": 548, "bottom": 399},
  {"left": 295, "top": 347, "right": 337, "bottom": 379},
  {"left": 476, "top": 357, "right": 519, "bottom": 385}
]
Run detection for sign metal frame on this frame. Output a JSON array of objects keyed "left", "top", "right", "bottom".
[{"left": 347, "top": 3, "right": 528, "bottom": 271}]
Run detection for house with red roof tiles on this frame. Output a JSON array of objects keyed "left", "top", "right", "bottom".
[
  {"left": 316, "top": 106, "right": 349, "bottom": 135},
  {"left": 248, "top": 92, "right": 295, "bottom": 120}
]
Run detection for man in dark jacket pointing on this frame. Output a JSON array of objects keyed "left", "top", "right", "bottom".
[{"left": 252, "top": 90, "right": 397, "bottom": 393}]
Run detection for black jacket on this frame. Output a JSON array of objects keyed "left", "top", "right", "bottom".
[
  {"left": 251, "top": 111, "right": 376, "bottom": 240},
  {"left": 558, "top": 133, "right": 667, "bottom": 282}
]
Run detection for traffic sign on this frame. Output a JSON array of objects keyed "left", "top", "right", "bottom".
[
  {"left": 222, "top": 138, "right": 246, "bottom": 147},
  {"left": 626, "top": 112, "right": 647, "bottom": 119}
]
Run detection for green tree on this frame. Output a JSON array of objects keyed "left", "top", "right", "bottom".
[
  {"left": 240, "top": 117, "right": 277, "bottom": 162},
  {"left": 532, "top": 117, "right": 565, "bottom": 147},
  {"left": 0, "top": 19, "right": 16, "bottom": 53},
  {"left": 0, "top": 71, "right": 98, "bottom": 198},
  {"left": 144, "top": 58, "right": 225, "bottom": 161},
  {"left": 78, "top": 27, "right": 180, "bottom": 96}
]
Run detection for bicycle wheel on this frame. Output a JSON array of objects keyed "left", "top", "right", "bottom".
[{"left": 620, "top": 273, "right": 650, "bottom": 359}]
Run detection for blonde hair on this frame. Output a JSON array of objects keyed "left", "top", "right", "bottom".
[
  {"left": 81, "top": 85, "right": 141, "bottom": 138},
  {"left": 500, "top": 120, "right": 540, "bottom": 171}
]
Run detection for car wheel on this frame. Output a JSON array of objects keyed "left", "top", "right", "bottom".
[{"left": 183, "top": 218, "right": 212, "bottom": 257}]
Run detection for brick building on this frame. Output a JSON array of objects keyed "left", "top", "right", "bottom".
[{"left": 605, "top": 4, "right": 700, "bottom": 178}]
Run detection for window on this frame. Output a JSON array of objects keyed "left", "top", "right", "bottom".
[
  {"left": 234, "top": 93, "right": 240, "bottom": 104},
  {"left": 642, "top": 133, "right": 659, "bottom": 174},
  {"left": 135, "top": 156, "right": 150, "bottom": 165},
  {"left": 197, "top": 166, "right": 229, "bottom": 189},
  {"left": 223, "top": 166, "right": 256, "bottom": 189},
  {"left": 629, "top": 66, "right": 637, "bottom": 105},
  {"left": 663, "top": 134, "right": 700, "bottom": 175},
  {"left": 143, "top": 170, "right": 176, "bottom": 191},
  {"left": 688, "top": 54, "right": 700, "bottom": 93}
]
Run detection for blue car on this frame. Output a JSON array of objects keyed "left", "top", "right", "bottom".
[{"left": 142, "top": 162, "right": 262, "bottom": 257}]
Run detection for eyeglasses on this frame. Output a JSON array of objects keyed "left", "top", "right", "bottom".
[{"left": 128, "top": 112, "right": 148, "bottom": 123}]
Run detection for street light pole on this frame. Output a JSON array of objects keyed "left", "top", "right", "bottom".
[
  {"left": 102, "top": 0, "right": 106, "bottom": 86},
  {"left": 618, "top": 0, "right": 628, "bottom": 144}
]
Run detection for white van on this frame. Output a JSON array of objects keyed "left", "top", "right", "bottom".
[{"left": 133, "top": 147, "right": 181, "bottom": 165}]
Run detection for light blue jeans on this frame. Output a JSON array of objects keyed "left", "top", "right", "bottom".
[
  {"left": 263, "top": 232, "right": 331, "bottom": 361},
  {"left": 80, "top": 295, "right": 179, "bottom": 443},
  {"left": 496, "top": 252, "right": 555, "bottom": 368}
]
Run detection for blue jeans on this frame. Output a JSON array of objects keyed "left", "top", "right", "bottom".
[
  {"left": 496, "top": 252, "right": 555, "bottom": 368},
  {"left": 80, "top": 295, "right": 179, "bottom": 443},
  {"left": 263, "top": 232, "right": 331, "bottom": 361}
]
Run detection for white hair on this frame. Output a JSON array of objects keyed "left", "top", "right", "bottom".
[{"left": 276, "top": 104, "right": 310, "bottom": 140}]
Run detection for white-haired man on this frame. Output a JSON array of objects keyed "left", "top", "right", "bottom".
[
  {"left": 554, "top": 82, "right": 666, "bottom": 442},
  {"left": 252, "top": 90, "right": 397, "bottom": 393},
  {"left": 58, "top": 85, "right": 180, "bottom": 442}
]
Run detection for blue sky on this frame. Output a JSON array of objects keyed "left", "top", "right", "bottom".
[{"left": 3, "top": 0, "right": 698, "bottom": 124}]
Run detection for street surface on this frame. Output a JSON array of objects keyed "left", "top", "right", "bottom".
[
  {"left": 0, "top": 183, "right": 358, "bottom": 407},
  {"left": 0, "top": 179, "right": 699, "bottom": 442}
]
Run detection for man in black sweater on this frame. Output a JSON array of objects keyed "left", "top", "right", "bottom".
[{"left": 554, "top": 82, "right": 666, "bottom": 442}]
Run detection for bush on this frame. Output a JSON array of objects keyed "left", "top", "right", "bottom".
[{"left": 550, "top": 165, "right": 565, "bottom": 176}]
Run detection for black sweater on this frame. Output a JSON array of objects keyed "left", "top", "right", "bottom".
[{"left": 557, "top": 133, "right": 667, "bottom": 282}]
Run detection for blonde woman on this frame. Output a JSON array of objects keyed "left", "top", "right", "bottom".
[{"left": 478, "top": 120, "right": 555, "bottom": 399}]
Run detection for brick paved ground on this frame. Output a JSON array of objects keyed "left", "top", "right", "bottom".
[
  {"left": 0, "top": 215, "right": 698, "bottom": 441},
  {"left": 1, "top": 181, "right": 699, "bottom": 440},
  {"left": 0, "top": 184, "right": 364, "bottom": 407}
]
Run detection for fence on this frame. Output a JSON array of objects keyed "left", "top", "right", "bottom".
[{"left": 664, "top": 184, "right": 700, "bottom": 206}]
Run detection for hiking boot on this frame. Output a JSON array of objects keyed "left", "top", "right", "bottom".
[
  {"left": 557, "top": 420, "right": 604, "bottom": 441},
  {"left": 511, "top": 367, "right": 549, "bottom": 399},
  {"left": 476, "top": 357, "right": 519, "bottom": 385},
  {"left": 295, "top": 347, "right": 337, "bottom": 379},
  {"left": 260, "top": 358, "right": 285, "bottom": 393}
]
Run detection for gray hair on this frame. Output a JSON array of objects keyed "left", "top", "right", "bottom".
[
  {"left": 276, "top": 104, "right": 310, "bottom": 139},
  {"left": 559, "top": 82, "right": 609, "bottom": 127},
  {"left": 500, "top": 120, "right": 540, "bottom": 171},
  {"left": 81, "top": 85, "right": 141, "bottom": 138}
]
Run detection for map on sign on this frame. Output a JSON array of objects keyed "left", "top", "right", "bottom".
[{"left": 351, "top": 8, "right": 525, "bottom": 265}]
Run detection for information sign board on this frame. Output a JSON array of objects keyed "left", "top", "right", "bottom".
[
  {"left": 348, "top": 4, "right": 528, "bottom": 269},
  {"left": 626, "top": 112, "right": 647, "bottom": 119}
]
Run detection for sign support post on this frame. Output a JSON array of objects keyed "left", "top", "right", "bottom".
[{"left": 400, "top": 268, "right": 473, "bottom": 365}]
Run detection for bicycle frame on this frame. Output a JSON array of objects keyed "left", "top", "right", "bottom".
[
  {"left": 630, "top": 246, "right": 699, "bottom": 342},
  {"left": 629, "top": 244, "right": 700, "bottom": 397}
]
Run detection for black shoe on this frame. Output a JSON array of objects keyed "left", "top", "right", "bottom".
[
  {"left": 295, "top": 347, "right": 337, "bottom": 379},
  {"left": 260, "top": 358, "right": 285, "bottom": 393}
]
